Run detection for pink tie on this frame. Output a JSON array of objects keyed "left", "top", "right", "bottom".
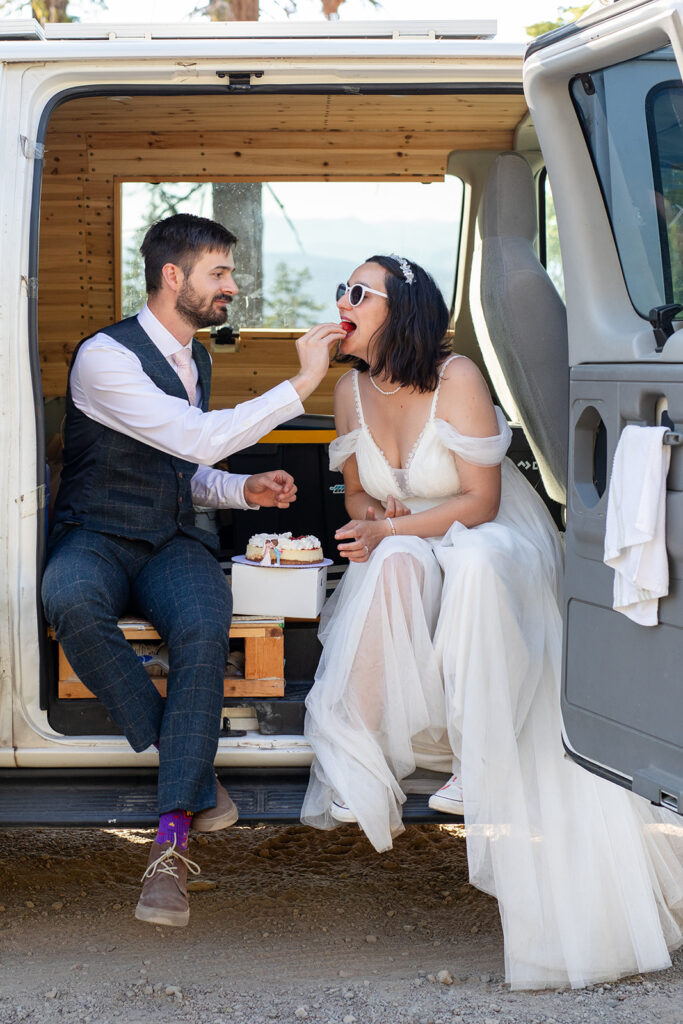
[{"left": 172, "top": 347, "right": 197, "bottom": 407}]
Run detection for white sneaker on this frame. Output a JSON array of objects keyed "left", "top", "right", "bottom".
[
  {"left": 330, "top": 799, "right": 358, "bottom": 824},
  {"left": 428, "top": 775, "right": 464, "bottom": 815}
]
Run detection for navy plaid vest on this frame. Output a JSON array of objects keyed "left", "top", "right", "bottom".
[{"left": 52, "top": 315, "right": 218, "bottom": 551}]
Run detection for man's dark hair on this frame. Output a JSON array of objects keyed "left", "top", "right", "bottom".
[
  {"left": 336, "top": 255, "right": 451, "bottom": 392},
  {"left": 140, "top": 213, "right": 238, "bottom": 294}
]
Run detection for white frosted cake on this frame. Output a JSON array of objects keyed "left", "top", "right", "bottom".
[{"left": 245, "top": 532, "right": 323, "bottom": 565}]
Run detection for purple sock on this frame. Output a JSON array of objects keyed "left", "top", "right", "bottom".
[{"left": 156, "top": 810, "right": 193, "bottom": 849}]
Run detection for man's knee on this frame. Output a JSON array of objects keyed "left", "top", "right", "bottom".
[
  {"left": 42, "top": 563, "right": 116, "bottom": 633},
  {"left": 172, "top": 610, "right": 231, "bottom": 654}
]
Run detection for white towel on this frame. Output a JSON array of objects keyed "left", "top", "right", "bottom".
[{"left": 603, "top": 425, "right": 671, "bottom": 626}]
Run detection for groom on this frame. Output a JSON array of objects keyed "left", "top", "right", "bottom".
[{"left": 42, "top": 213, "right": 344, "bottom": 927}]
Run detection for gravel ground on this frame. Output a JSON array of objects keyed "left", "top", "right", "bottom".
[{"left": 0, "top": 823, "right": 681, "bottom": 1024}]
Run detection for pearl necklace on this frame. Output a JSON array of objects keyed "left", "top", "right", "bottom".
[{"left": 369, "top": 374, "right": 403, "bottom": 396}]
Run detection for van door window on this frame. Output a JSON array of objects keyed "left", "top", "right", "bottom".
[
  {"left": 570, "top": 46, "right": 682, "bottom": 319},
  {"left": 120, "top": 179, "right": 464, "bottom": 329},
  {"left": 647, "top": 81, "right": 683, "bottom": 305}
]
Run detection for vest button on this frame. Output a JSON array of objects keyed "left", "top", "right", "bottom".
[
  {"left": 178, "top": 472, "right": 183, "bottom": 478},
  {"left": 179, "top": 497, "right": 183, "bottom": 504}
]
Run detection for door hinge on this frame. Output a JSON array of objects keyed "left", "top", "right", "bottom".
[
  {"left": 16, "top": 484, "right": 47, "bottom": 518},
  {"left": 21, "top": 276, "right": 39, "bottom": 299},
  {"left": 20, "top": 135, "right": 45, "bottom": 160}
]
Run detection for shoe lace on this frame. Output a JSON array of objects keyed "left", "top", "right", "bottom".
[
  {"left": 440, "top": 775, "right": 462, "bottom": 794},
  {"left": 141, "top": 836, "right": 201, "bottom": 882}
]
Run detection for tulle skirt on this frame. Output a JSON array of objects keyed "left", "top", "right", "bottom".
[{"left": 301, "top": 461, "right": 683, "bottom": 989}]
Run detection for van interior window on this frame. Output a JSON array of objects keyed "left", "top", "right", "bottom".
[
  {"left": 570, "top": 46, "right": 683, "bottom": 320},
  {"left": 119, "top": 179, "right": 464, "bottom": 329},
  {"left": 540, "top": 172, "right": 565, "bottom": 301}
]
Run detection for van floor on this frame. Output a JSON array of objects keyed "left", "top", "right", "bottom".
[{"left": 0, "top": 824, "right": 680, "bottom": 1023}]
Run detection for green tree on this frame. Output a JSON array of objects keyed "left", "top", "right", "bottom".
[
  {"left": 526, "top": 4, "right": 590, "bottom": 38},
  {"left": 263, "top": 263, "right": 325, "bottom": 328},
  {"left": 194, "top": 0, "right": 378, "bottom": 331},
  {"left": 121, "top": 183, "right": 209, "bottom": 316}
]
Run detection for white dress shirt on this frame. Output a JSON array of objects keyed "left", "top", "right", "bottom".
[{"left": 70, "top": 304, "right": 304, "bottom": 509}]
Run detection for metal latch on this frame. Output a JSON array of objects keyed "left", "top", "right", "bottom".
[
  {"left": 649, "top": 303, "right": 682, "bottom": 353},
  {"left": 216, "top": 70, "right": 264, "bottom": 90},
  {"left": 633, "top": 768, "right": 682, "bottom": 813},
  {"left": 211, "top": 325, "right": 239, "bottom": 353},
  {"left": 221, "top": 716, "right": 246, "bottom": 738},
  {"left": 20, "top": 136, "right": 45, "bottom": 160},
  {"left": 15, "top": 484, "right": 47, "bottom": 517}
]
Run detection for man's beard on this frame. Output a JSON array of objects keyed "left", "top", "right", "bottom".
[{"left": 176, "top": 279, "right": 231, "bottom": 330}]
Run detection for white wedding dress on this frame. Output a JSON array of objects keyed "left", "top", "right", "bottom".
[{"left": 301, "top": 357, "right": 683, "bottom": 990}]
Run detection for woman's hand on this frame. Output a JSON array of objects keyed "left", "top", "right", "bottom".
[
  {"left": 365, "top": 495, "right": 412, "bottom": 521},
  {"left": 335, "top": 517, "right": 392, "bottom": 563}
]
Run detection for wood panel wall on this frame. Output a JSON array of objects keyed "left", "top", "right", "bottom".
[{"left": 38, "top": 91, "right": 527, "bottom": 414}]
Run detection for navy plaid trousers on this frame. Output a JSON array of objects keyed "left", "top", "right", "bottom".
[{"left": 42, "top": 527, "right": 231, "bottom": 814}]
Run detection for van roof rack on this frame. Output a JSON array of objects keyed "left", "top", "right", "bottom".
[
  {"left": 39, "top": 20, "right": 496, "bottom": 42},
  {"left": 0, "top": 19, "right": 45, "bottom": 41}
]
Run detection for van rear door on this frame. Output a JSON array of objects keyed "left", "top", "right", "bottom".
[{"left": 524, "top": 0, "right": 683, "bottom": 813}]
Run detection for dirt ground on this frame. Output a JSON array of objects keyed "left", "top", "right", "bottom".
[{"left": 0, "top": 823, "right": 681, "bottom": 1024}]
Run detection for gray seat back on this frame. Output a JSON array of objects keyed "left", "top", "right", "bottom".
[{"left": 471, "top": 152, "right": 568, "bottom": 504}]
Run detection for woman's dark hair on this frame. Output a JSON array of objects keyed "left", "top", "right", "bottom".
[
  {"left": 140, "top": 213, "right": 238, "bottom": 293},
  {"left": 336, "top": 255, "right": 451, "bottom": 392}
]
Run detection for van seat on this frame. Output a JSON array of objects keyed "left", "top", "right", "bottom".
[{"left": 471, "top": 152, "right": 568, "bottom": 505}]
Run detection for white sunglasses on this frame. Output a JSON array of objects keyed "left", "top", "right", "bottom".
[{"left": 336, "top": 281, "right": 388, "bottom": 306}]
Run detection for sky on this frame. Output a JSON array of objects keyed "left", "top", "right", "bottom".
[{"left": 29, "top": 0, "right": 569, "bottom": 42}]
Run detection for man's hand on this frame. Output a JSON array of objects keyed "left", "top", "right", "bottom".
[
  {"left": 290, "top": 322, "right": 346, "bottom": 402},
  {"left": 244, "top": 470, "right": 297, "bottom": 509}
]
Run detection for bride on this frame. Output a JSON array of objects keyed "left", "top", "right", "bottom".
[{"left": 301, "top": 254, "right": 683, "bottom": 990}]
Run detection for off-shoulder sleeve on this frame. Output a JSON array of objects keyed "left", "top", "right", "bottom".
[
  {"left": 434, "top": 407, "right": 511, "bottom": 466},
  {"left": 329, "top": 429, "right": 361, "bottom": 472}
]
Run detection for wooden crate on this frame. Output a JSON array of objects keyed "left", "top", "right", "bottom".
[{"left": 49, "top": 616, "right": 284, "bottom": 699}]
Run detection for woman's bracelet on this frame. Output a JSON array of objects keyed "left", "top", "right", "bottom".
[{"left": 387, "top": 517, "right": 396, "bottom": 536}]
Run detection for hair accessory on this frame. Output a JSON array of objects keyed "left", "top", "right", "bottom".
[{"left": 390, "top": 254, "right": 415, "bottom": 285}]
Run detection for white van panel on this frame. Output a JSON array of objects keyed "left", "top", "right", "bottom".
[
  {"left": 1, "top": 45, "right": 525, "bottom": 91},
  {"left": 524, "top": 0, "right": 683, "bottom": 366},
  {"left": 0, "top": 60, "right": 47, "bottom": 766},
  {"left": 14, "top": 736, "right": 314, "bottom": 768},
  {"left": 0, "top": 60, "right": 13, "bottom": 766}
]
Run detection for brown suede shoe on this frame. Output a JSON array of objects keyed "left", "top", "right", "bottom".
[
  {"left": 134, "top": 839, "right": 200, "bottom": 928},
  {"left": 192, "top": 777, "right": 239, "bottom": 832}
]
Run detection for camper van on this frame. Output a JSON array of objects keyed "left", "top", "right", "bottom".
[{"left": 0, "top": 0, "right": 681, "bottom": 825}]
